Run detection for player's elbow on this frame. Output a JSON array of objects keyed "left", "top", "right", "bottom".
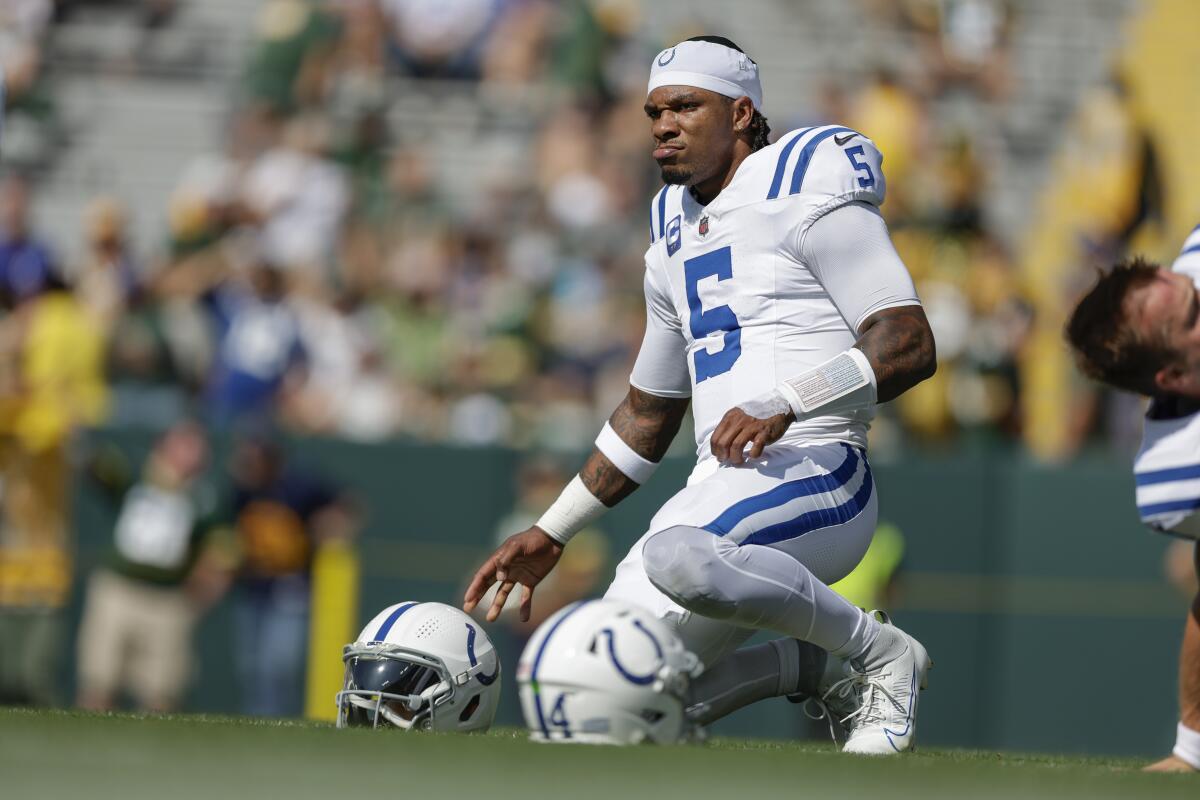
[{"left": 914, "top": 327, "right": 937, "bottom": 384}]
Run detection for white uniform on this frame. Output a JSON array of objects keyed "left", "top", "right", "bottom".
[
  {"left": 605, "top": 125, "right": 922, "bottom": 664},
  {"left": 1134, "top": 225, "right": 1200, "bottom": 540}
]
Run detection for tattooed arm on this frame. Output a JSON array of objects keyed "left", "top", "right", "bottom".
[
  {"left": 464, "top": 387, "right": 690, "bottom": 621},
  {"left": 853, "top": 305, "right": 937, "bottom": 403},
  {"left": 579, "top": 387, "right": 691, "bottom": 505}
]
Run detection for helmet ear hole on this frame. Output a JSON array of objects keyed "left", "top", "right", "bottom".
[{"left": 459, "top": 693, "right": 481, "bottom": 723}]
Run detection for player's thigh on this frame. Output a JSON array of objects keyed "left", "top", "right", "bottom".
[
  {"left": 605, "top": 557, "right": 753, "bottom": 668},
  {"left": 76, "top": 570, "right": 131, "bottom": 693},
  {"left": 768, "top": 485, "right": 878, "bottom": 586},
  {"left": 605, "top": 479, "right": 766, "bottom": 666},
  {"left": 709, "top": 442, "right": 877, "bottom": 584}
]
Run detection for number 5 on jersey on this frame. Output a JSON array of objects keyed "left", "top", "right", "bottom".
[{"left": 684, "top": 246, "right": 742, "bottom": 382}]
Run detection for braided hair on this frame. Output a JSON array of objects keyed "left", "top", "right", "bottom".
[{"left": 684, "top": 35, "right": 772, "bottom": 151}]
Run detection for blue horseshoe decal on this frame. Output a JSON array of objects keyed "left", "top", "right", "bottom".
[
  {"left": 600, "top": 619, "right": 664, "bottom": 685},
  {"left": 465, "top": 624, "right": 498, "bottom": 686}
]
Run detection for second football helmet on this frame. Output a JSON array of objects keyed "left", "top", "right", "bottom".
[
  {"left": 336, "top": 601, "right": 501, "bottom": 732},
  {"left": 517, "top": 599, "right": 703, "bottom": 744}
]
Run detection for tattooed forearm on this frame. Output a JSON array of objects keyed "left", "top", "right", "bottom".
[
  {"left": 854, "top": 305, "right": 937, "bottom": 404},
  {"left": 578, "top": 387, "right": 691, "bottom": 506}
]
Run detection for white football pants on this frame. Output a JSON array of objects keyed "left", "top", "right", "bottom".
[{"left": 603, "top": 441, "right": 878, "bottom": 667}]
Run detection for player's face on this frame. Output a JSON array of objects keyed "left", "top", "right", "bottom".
[
  {"left": 645, "top": 86, "right": 737, "bottom": 188},
  {"left": 1127, "top": 268, "right": 1200, "bottom": 396}
]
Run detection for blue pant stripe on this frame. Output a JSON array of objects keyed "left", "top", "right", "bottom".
[
  {"left": 740, "top": 462, "right": 873, "bottom": 547},
  {"left": 701, "top": 444, "right": 860, "bottom": 536}
]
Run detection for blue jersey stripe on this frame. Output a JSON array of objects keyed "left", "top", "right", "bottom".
[
  {"left": 1180, "top": 243, "right": 1200, "bottom": 256},
  {"left": 1135, "top": 463, "right": 1200, "bottom": 486},
  {"left": 702, "top": 444, "right": 860, "bottom": 535},
  {"left": 740, "top": 464, "right": 873, "bottom": 547},
  {"left": 789, "top": 126, "right": 856, "bottom": 196},
  {"left": 530, "top": 600, "right": 593, "bottom": 739},
  {"left": 656, "top": 186, "right": 669, "bottom": 240},
  {"left": 766, "top": 128, "right": 816, "bottom": 200},
  {"left": 373, "top": 602, "right": 417, "bottom": 641},
  {"left": 1140, "top": 496, "right": 1200, "bottom": 518}
]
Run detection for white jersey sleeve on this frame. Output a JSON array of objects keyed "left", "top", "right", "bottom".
[
  {"left": 1172, "top": 223, "right": 1200, "bottom": 280},
  {"left": 1134, "top": 397, "right": 1200, "bottom": 539},
  {"left": 797, "top": 201, "right": 920, "bottom": 332},
  {"left": 629, "top": 247, "right": 691, "bottom": 398}
]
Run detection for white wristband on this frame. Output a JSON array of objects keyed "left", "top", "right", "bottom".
[
  {"left": 595, "top": 422, "right": 660, "bottom": 485},
  {"left": 535, "top": 475, "right": 608, "bottom": 546},
  {"left": 776, "top": 348, "right": 877, "bottom": 420},
  {"left": 1174, "top": 722, "right": 1200, "bottom": 769}
]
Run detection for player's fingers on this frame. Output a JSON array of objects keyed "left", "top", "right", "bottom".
[
  {"left": 712, "top": 420, "right": 740, "bottom": 461},
  {"left": 487, "top": 581, "right": 516, "bottom": 622},
  {"left": 720, "top": 423, "right": 751, "bottom": 464},
  {"left": 748, "top": 431, "right": 769, "bottom": 460},
  {"left": 463, "top": 556, "right": 499, "bottom": 610},
  {"left": 492, "top": 546, "right": 514, "bottom": 582},
  {"left": 518, "top": 584, "right": 534, "bottom": 623},
  {"left": 729, "top": 428, "right": 755, "bottom": 465}
]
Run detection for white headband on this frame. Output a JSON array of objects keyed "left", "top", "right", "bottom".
[{"left": 647, "top": 40, "right": 763, "bottom": 113}]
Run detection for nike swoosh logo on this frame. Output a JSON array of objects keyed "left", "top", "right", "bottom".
[{"left": 833, "top": 133, "right": 857, "bottom": 146}]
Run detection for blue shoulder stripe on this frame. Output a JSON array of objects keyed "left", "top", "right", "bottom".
[
  {"left": 656, "top": 186, "right": 670, "bottom": 240},
  {"left": 766, "top": 127, "right": 816, "bottom": 200},
  {"left": 1180, "top": 242, "right": 1200, "bottom": 257},
  {"left": 1139, "top": 496, "right": 1200, "bottom": 518},
  {"left": 1135, "top": 463, "right": 1200, "bottom": 486},
  {"left": 789, "top": 126, "right": 857, "bottom": 196}
]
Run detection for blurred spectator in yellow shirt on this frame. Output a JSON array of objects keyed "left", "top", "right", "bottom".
[{"left": 0, "top": 285, "right": 108, "bottom": 705}]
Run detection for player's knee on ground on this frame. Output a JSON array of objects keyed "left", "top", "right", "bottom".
[{"left": 643, "top": 526, "right": 737, "bottom": 619}]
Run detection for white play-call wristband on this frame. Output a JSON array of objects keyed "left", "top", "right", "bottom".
[
  {"left": 776, "top": 347, "right": 877, "bottom": 419},
  {"left": 535, "top": 475, "right": 608, "bottom": 546},
  {"left": 1174, "top": 722, "right": 1200, "bottom": 769},
  {"left": 595, "top": 421, "right": 660, "bottom": 485}
]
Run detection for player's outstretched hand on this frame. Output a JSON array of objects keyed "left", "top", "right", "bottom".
[
  {"left": 711, "top": 406, "right": 795, "bottom": 465},
  {"left": 464, "top": 527, "right": 564, "bottom": 623}
]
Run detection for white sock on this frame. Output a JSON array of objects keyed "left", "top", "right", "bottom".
[
  {"left": 1175, "top": 722, "right": 1200, "bottom": 769},
  {"left": 644, "top": 527, "right": 880, "bottom": 655}
]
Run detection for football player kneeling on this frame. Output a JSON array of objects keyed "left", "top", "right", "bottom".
[
  {"left": 517, "top": 599, "right": 703, "bottom": 744},
  {"left": 337, "top": 601, "right": 500, "bottom": 731}
]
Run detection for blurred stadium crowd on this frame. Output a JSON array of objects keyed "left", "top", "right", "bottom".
[
  {"left": 0, "top": 0, "right": 1171, "bottom": 716},
  {"left": 0, "top": 0, "right": 1055, "bottom": 456}
]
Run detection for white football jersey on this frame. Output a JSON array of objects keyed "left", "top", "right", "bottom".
[
  {"left": 1134, "top": 224, "right": 1200, "bottom": 539},
  {"left": 630, "top": 124, "right": 908, "bottom": 464}
]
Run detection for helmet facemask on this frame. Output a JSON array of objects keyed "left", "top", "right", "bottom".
[{"left": 336, "top": 644, "right": 454, "bottom": 730}]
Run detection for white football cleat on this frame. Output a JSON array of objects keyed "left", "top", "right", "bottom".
[{"left": 821, "top": 622, "right": 931, "bottom": 755}]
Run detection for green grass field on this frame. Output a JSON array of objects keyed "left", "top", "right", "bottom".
[{"left": 2, "top": 708, "right": 1196, "bottom": 800}]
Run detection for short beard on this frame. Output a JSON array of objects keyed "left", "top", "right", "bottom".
[{"left": 659, "top": 164, "right": 693, "bottom": 185}]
